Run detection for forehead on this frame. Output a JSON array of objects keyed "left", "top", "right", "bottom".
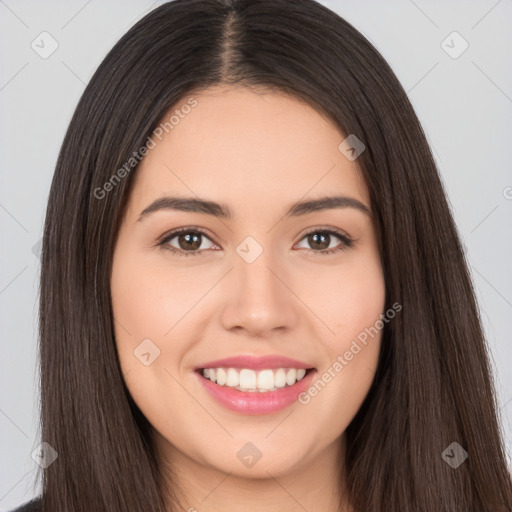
[{"left": 128, "top": 85, "right": 369, "bottom": 213}]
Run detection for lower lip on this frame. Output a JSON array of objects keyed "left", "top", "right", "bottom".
[{"left": 195, "top": 369, "right": 316, "bottom": 415}]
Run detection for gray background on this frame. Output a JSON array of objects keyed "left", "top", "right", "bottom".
[{"left": 1, "top": 0, "right": 511, "bottom": 508}]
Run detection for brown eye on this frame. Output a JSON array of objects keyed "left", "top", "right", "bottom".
[
  {"left": 307, "top": 232, "right": 331, "bottom": 250},
  {"left": 295, "top": 229, "right": 353, "bottom": 255},
  {"left": 159, "top": 229, "right": 216, "bottom": 256},
  {"left": 175, "top": 232, "right": 202, "bottom": 251}
]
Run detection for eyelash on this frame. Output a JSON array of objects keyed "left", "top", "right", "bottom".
[{"left": 157, "top": 226, "right": 354, "bottom": 257}]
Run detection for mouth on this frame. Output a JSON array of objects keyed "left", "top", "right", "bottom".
[
  {"left": 195, "top": 366, "right": 316, "bottom": 392},
  {"left": 194, "top": 366, "right": 317, "bottom": 415}
]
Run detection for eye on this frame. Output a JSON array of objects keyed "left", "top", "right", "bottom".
[
  {"left": 294, "top": 228, "right": 353, "bottom": 255},
  {"left": 158, "top": 227, "right": 218, "bottom": 257},
  {"left": 158, "top": 227, "right": 353, "bottom": 257}
]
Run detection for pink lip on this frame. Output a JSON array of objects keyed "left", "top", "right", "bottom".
[
  {"left": 194, "top": 354, "right": 314, "bottom": 371},
  {"left": 195, "top": 368, "right": 317, "bottom": 415}
]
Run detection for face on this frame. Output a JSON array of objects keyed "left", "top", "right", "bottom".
[{"left": 111, "top": 85, "right": 385, "bottom": 485}]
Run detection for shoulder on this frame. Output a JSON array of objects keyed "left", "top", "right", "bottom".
[{"left": 9, "top": 497, "right": 42, "bottom": 512}]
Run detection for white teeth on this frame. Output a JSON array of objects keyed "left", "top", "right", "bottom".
[
  {"left": 201, "top": 367, "right": 310, "bottom": 391},
  {"left": 239, "top": 369, "right": 257, "bottom": 390},
  {"left": 257, "top": 369, "right": 274, "bottom": 390},
  {"left": 286, "top": 368, "right": 297, "bottom": 385},
  {"left": 274, "top": 368, "right": 287, "bottom": 388},
  {"left": 226, "top": 368, "right": 239, "bottom": 387},
  {"left": 216, "top": 368, "right": 227, "bottom": 386}
]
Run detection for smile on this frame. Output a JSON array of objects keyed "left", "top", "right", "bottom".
[
  {"left": 195, "top": 367, "right": 317, "bottom": 415},
  {"left": 201, "top": 367, "right": 308, "bottom": 392}
]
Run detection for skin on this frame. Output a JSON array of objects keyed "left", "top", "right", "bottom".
[{"left": 111, "top": 85, "right": 386, "bottom": 512}]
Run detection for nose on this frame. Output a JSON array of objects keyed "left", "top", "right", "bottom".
[{"left": 220, "top": 247, "right": 299, "bottom": 337}]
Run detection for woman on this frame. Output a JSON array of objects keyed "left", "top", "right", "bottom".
[{"left": 13, "top": 0, "right": 512, "bottom": 510}]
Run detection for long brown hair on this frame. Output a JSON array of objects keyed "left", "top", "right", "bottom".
[{"left": 38, "top": 0, "right": 512, "bottom": 510}]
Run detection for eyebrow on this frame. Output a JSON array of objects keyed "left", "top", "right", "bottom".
[{"left": 137, "top": 195, "right": 371, "bottom": 222}]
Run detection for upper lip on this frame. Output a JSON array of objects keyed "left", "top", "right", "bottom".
[{"left": 195, "top": 354, "right": 315, "bottom": 371}]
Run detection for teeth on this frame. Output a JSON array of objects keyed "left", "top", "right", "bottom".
[
  {"left": 226, "top": 368, "right": 239, "bottom": 387},
  {"left": 216, "top": 368, "right": 227, "bottom": 386},
  {"left": 275, "top": 368, "right": 287, "bottom": 388},
  {"left": 201, "top": 367, "right": 308, "bottom": 392},
  {"left": 240, "top": 369, "right": 257, "bottom": 389},
  {"left": 286, "top": 368, "right": 297, "bottom": 386},
  {"left": 257, "top": 369, "right": 274, "bottom": 390}
]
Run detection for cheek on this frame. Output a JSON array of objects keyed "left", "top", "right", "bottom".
[
  {"left": 109, "top": 250, "right": 194, "bottom": 428},
  {"left": 111, "top": 259, "right": 165, "bottom": 341},
  {"left": 110, "top": 248, "right": 215, "bottom": 381},
  {"left": 322, "top": 253, "right": 386, "bottom": 343},
  {"left": 311, "top": 251, "right": 385, "bottom": 394},
  {"left": 298, "top": 266, "right": 385, "bottom": 435},
  {"left": 109, "top": 248, "right": 175, "bottom": 382},
  {"left": 111, "top": 250, "right": 197, "bottom": 343}
]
